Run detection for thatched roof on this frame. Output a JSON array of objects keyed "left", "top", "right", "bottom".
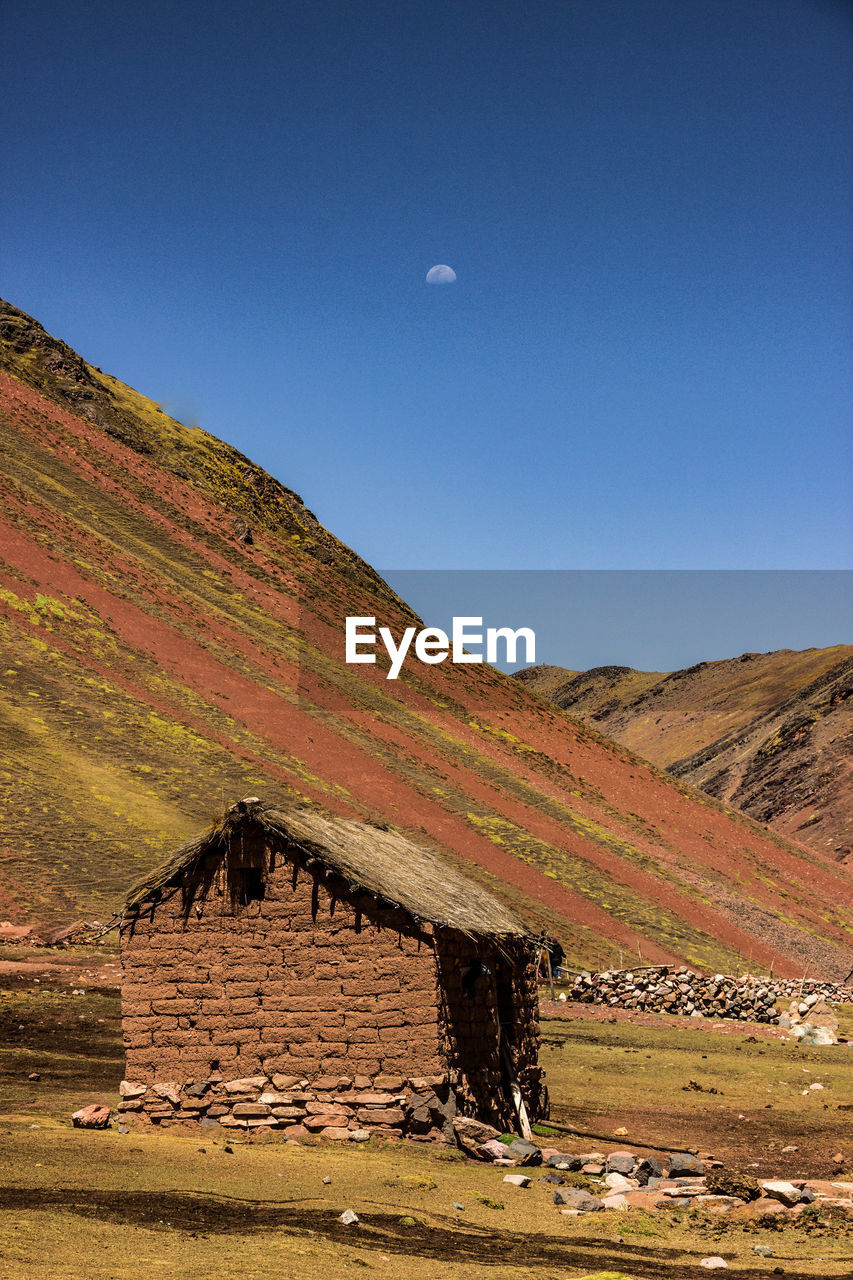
[{"left": 123, "top": 798, "right": 528, "bottom": 938}]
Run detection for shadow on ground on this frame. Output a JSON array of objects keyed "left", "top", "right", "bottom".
[{"left": 1, "top": 1186, "right": 846, "bottom": 1279}]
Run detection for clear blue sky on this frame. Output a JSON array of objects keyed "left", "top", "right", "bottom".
[
  {"left": 382, "top": 571, "right": 853, "bottom": 671},
  {"left": 2, "top": 0, "right": 851, "bottom": 574}
]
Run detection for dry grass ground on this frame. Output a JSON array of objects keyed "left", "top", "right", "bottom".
[{"left": 2, "top": 956, "right": 853, "bottom": 1278}]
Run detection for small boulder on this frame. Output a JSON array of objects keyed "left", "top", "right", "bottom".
[
  {"left": 699, "top": 1258, "right": 729, "bottom": 1270},
  {"left": 72, "top": 1104, "right": 110, "bottom": 1129},
  {"left": 339, "top": 1209, "right": 359, "bottom": 1226},
  {"left": 604, "top": 1172, "right": 635, "bottom": 1191},
  {"left": 606, "top": 1151, "right": 636, "bottom": 1175},
  {"left": 478, "top": 1138, "right": 511, "bottom": 1162},
  {"left": 635, "top": 1156, "right": 664, "bottom": 1185},
  {"left": 503, "top": 1173, "right": 531, "bottom": 1188},
  {"left": 546, "top": 1153, "right": 582, "bottom": 1171},
  {"left": 553, "top": 1187, "right": 604, "bottom": 1212},
  {"left": 452, "top": 1116, "right": 501, "bottom": 1156},
  {"left": 505, "top": 1139, "right": 542, "bottom": 1166},
  {"left": 762, "top": 1181, "right": 803, "bottom": 1207}
]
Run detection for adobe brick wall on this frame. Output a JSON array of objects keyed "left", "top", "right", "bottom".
[
  {"left": 121, "top": 855, "right": 444, "bottom": 1087},
  {"left": 436, "top": 932, "right": 545, "bottom": 1129}
]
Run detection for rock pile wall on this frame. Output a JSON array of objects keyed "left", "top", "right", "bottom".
[{"left": 565, "top": 965, "right": 853, "bottom": 1024}]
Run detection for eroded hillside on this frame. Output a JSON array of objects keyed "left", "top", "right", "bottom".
[{"left": 516, "top": 650, "right": 852, "bottom": 862}]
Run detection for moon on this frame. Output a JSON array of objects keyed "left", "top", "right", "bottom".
[{"left": 426, "top": 264, "right": 457, "bottom": 284}]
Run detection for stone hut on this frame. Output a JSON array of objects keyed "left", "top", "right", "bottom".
[{"left": 119, "top": 798, "right": 546, "bottom": 1139}]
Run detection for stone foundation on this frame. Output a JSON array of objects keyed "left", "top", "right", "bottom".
[{"left": 118, "top": 1070, "right": 462, "bottom": 1140}]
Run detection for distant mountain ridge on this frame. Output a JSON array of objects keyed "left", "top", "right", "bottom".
[
  {"left": 515, "top": 647, "right": 853, "bottom": 861},
  {"left": 2, "top": 297, "right": 852, "bottom": 978}
]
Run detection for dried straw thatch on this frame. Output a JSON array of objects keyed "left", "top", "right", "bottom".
[{"left": 123, "top": 798, "right": 528, "bottom": 938}]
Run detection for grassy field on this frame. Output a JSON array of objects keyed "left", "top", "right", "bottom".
[{"left": 2, "top": 956, "right": 853, "bottom": 1278}]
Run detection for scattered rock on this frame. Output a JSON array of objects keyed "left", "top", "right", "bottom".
[
  {"left": 72, "top": 1104, "right": 110, "bottom": 1129},
  {"left": 452, "top": 1116, "right": 501, "bottom": 1155},
  {"left": 553, "top": 1187, "right": 604, "bottom": 1212},
  {"left": 699, "top": 1259, "right": 729, "bottom": 1270},
  {"left": 505, "top": 1139, "right": 542, "bottom": 1165},
  {"left": 754, "top": 1245, "right": 774, "bottom": 1257},
  {"left": 339, "top": 1209, "right": 359, "bottom": 1226},
  {"left": 606, "top": 1151, "right": 636, "bottom": 1174},
  {"left": 604, "top": 1172, "right": 635, "bottom": 1192},
  {"left": 546, "top": 1153, "right": 582, "bottom": 1170},
  {"left": 636, "top": 1156, "right": 664, "bottom": 1184},
  {"left": 503, "top": 1174, "right": 531, "bottom": 1188},
  {"left": 478, "top": 1138, "right": 511, "bottom": 1162},
  {"left": 762, "top": 1181, "right": 804, "bottom": 1206}
]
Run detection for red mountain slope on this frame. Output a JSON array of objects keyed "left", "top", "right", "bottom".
[{"left": 1, "top": 299, "right": 851, "bottom": 978}]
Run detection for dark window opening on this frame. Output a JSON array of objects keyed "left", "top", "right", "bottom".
[{"left": 237, "top": 867, "right": 266, "bottom": 904}]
